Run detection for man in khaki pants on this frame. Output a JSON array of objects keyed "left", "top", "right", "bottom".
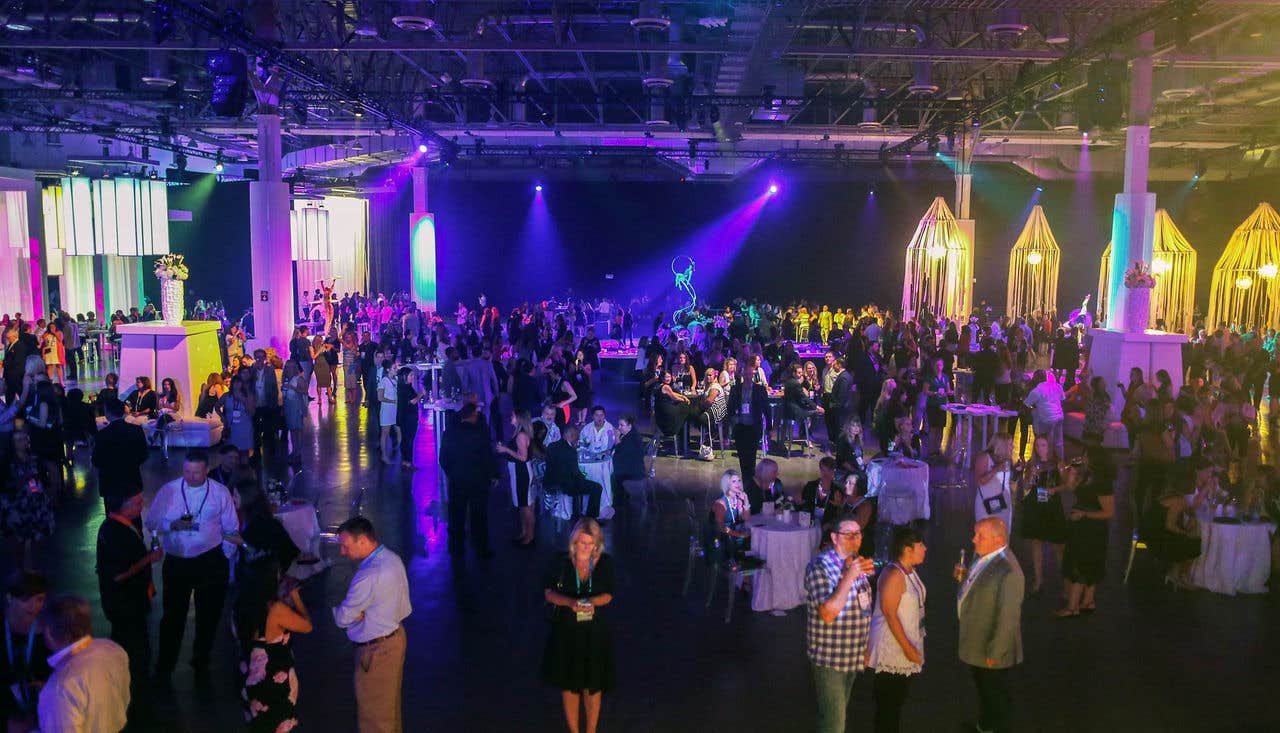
[{"left": 334, "top": 517, "right": 412, "bottom": 732}]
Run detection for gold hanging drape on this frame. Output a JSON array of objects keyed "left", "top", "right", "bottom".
[
  {"left": 1006, "top": 205, "right": 1061, "bottom": 318},
  {"left": 901, "top": 196, "right": 973, "bottom": 321},
  {"left": 1096, "top": 209, "right": 1197, "bottom": 334},
  {"left": 1207, "top": 202, "right": 1280, "bottom": 331}
]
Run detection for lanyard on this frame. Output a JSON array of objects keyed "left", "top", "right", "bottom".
[
  {"left": 5, "top": 617, "right": 37, "bottom": 705},
  {"left": 361, "top": 544, "right": 386, "bottom": 568},
  {"left": 574, "top": 561, "right": 593, "bottom": 596},
  {"left": 892, "top": 563, "right": 927, "bottom": 611},
  {"left": 179, "top": 481, "right": 210, "bottom": 519}
]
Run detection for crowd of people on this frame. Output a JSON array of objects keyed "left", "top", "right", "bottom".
[{"left": 3, "top": 282, "right": 1280, "bottom": 732}]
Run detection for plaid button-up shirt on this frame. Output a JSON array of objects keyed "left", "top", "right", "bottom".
[{"left": 804, "top": 549, "right": 872, "bottom": 672}]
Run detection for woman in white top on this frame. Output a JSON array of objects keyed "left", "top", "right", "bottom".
[
  {"left": 377, "top": 358, "right": 399, "bottom": 464},
  {"left": 973, "top": 433, "right": 1015, "bottom": 534},
  {"left": 868, "top": 525, "right": 927, "bottom": 733}
]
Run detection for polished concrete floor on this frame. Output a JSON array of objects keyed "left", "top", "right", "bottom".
[{"left": 16, "top": 365, "right": 1280, "bottom": 732}]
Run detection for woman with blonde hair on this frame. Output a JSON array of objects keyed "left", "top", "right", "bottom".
[
  {"left": 543, "top": 518, "right": 615, "bottom": 733},
  {"left": 973, "top": 433, "right": 1015, "bottom": 533}
]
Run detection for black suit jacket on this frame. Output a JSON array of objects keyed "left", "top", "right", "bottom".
[
  {"left": 612, "top": 430, "right": 646, "bottom": 480},
  {"left": 2, "top": 334, "right": 37, "bottom": 386},
  {"left": 440, "top": 420, "right": 498, "bottom": 486},
  {"left": 727, "top": 377, "right": 768, "bottom": 428},
  {"left": 92, "top": 419, "right": 149, "bottom": 498},
  {"left": 783, "top": 377, "right": 819, "bottom": 420},
  {"left": 828, "top": 369, "right": 856, "bottom": 416},
  {"left": 543, "top": 439, "right": 591, "bottom": 492}
]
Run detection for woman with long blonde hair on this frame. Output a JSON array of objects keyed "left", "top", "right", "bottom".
[{"left": 543, "top": 518, "right": 615, "bottom": 733}]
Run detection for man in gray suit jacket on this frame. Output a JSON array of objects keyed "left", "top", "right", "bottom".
[{"left": 955, "top": 517, "right": 1023, "bottom": 733}]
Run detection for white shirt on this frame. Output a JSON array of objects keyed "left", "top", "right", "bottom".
[
  {"left": 957, "top": 547, "right": 1006, "bottom": 615},
  {"left": 143, "top": 477, "right": 239, "bottom": 559},
  {"left": 1024, "top": 381, "right": 1065, "bottom": 425},
  {"left": 333, "top": 545, "right": 412, "bottom": 643},
  {"left": 38, "top": 637, "right": 129, "bottom": 733},
  {"left": 580, "top": 420, "right": 616, "bottom": 454}
]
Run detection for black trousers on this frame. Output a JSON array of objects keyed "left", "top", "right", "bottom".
[
  {"left": 362, "top": 368, "right": 377, "bottom": 406},
  {"left": 108, "top": 610, "right": 152, "bottom": 718},
  {"left": 253, "top": 406, "right": 280, "bottom": 456},
  {"left": 970, "top": 665, "right": 1012, "bottom": 733},
  {"left": 447, "top": 482, "right": 491, "bottom": 554},
  {"left": 157, "top": 548, "right": 228, "bottom": 675},
  {"left": 872, "top": 671, "right": 914, "bottom": 733},
  {"left": 566, "top": 479, "right": 603, "bottom": 518},
  {"left": 733, "top": 422, "right": 763, "bottom": 483}
]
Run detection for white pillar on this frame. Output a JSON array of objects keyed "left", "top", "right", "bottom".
[
  {"left": 1106, "top": 31, "right": 1157, "bottom": 331},
  {"left": 249, "top": 113, "right": 294, "bottom": 352}
]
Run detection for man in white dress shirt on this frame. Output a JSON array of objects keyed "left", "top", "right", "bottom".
[
  {"left": 37, "top": 593, "right": 129, "bottom": 733},
  {"left": 334, "top": 517, "right": 412, "bottom": 733},
  {"left": 579, "top": 405, "right": 616, "bottom": 456},
  {"left": 143, "top": 450, "right": 239, "bottom": 681}
]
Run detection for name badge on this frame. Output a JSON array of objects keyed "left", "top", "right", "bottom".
[
  {"left": 856, "top": 588, "right": 871, "bottom": 611},
  {"left": 574, "top": 604, "right": 595, "bottom": 622},
  {"left": 740, "top": 401, "right": 752, "bottom": 416},
  {"left": 1036, "top": 487, "right": 1050, "bottom": 503}
]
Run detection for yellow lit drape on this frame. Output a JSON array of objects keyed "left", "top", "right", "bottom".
[
  {"left": 1207, "top": 202, "right": 1280, "bottom": 331},
  {"left": 902, "top": 196, "right": 973, "bottom": 321},
  {"left": 1097, "top": 209, "right": 1197, "bottom": 334},
  {"left": 1006, "top": 205, "right": 1061, "bottom": 318}
]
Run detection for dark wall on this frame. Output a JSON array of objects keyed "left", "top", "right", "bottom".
[{"left": 146, "top": 178, "right": 253, "bottom": 318}]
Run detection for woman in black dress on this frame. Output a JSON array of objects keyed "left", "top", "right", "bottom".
[
  {"left": 571, "top": 357, "right": 594, "bottom": 425},
  {"left": 1018, "top": 435, "right": 1067, "bottom": 595},
  {"left": 395, "top": 367, "right": 422, "bottom": 469},
  {"left": 496, "top": 411, "right": 535, "bottom": 546},
  {"left": 1057, "top": 445, "right": 1115, "bottom": 617},
  {"left": 543, "top": 518, "right": 615, "bottom": 733},
  {"left": 233, "top": 560, "right": 312, "bottom": 733},
  {"left": 654, "top": 371, "right": 692, "bottom": 445}
]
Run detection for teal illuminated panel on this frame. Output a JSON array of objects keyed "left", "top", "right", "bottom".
[{"left": 411, "top": 213, "right": 437, "bottom": 311}]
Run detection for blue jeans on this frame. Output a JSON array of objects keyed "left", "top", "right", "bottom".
[{"left": 813, "top": 663, "right": 858, "bottom": 733}]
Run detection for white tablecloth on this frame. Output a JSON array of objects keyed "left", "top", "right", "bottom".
[
  {"left": 1189, "top": 519, "right": 1275, "bottom": 596},
  {"left": 748, "top": 518, "right": 821, "bottom": 612},
  {"left": 274, "top": 502, "right": 328, "bottom": 580},
  {"left": 867, "top": 458, "right": 931, "bottom": 524},
  {"left": 580, "top": 458, "right": 615, "bottom": 520}
]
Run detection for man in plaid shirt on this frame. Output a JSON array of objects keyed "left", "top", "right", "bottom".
[{"left": 804, "top": 516, "right": 876, "bottom": 733}]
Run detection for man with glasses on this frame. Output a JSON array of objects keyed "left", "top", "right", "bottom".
[{"left": 804, "top": 517, "right": 876, "bottom": 733}]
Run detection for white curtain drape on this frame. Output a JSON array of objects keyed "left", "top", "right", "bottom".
[
  {"left": 60, "top": 255, "right": 97, "bottom": 317},
  {"left": 294, "top": 196, "right": 369, "bottom": 313},
  {"left": 103, "top": 255, "right": 142, "bottom": 315}
]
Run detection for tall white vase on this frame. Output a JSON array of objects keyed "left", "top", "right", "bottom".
[
  {"left": 160, "top": 278, "right": 185, "bottom": 326},
  {"left": 1124, "top": 286, "right": 1152, "bottom": 333}
]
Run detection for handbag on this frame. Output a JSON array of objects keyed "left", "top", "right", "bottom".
[{"left": 697, "top": 444, "right": 714, "bottom": 461}]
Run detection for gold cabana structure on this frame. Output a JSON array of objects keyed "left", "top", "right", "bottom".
[
  {"left": 1097, "top": 209, "right": 1198, "bottom": 334},
  {"left": 1006, "top": 205, "right": 1061, "bottom": 318},
  {"left": 901, "top": 196, "right": 973, "bottom": 321},
  {"left": 1207, "top": 202, "right": 1280, "bottom": 331}
]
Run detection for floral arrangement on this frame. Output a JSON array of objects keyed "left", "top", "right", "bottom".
[
  {"left": 1123, "top": 261, "right": 1157, "bottom": 289},
  {"left": 771, "top": 494, "right": 796, "bottom": 513},
  {"left": 154, "top": 253, "right": 189, "bottom": 281}
]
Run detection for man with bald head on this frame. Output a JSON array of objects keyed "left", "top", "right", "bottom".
[{"left": 955, "top": 517, "right": 1023, "bottom": 733}]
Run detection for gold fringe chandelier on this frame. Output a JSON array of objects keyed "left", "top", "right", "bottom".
[
  {"left": 901, "top": 196, "right": 973, "bottom": 321},
  {"left": 1207, "top": 202, "right": 1280, "bottom": 331},
  {"left": 1006, "top": 205, "right": 1061, "bottom": 319},
  {"left": 1097, "top": 209, "right": 1197, "bottom": 334}
]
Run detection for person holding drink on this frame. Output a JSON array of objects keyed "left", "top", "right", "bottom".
[
  {"left": 954, "top": 517, "right": 1023, "bottom": 733},
  {"left": 803, "top": 517, "right": 877, "bottom": 733}
]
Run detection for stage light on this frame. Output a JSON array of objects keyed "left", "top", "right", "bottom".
[
  {"left": 214, "top": 149, "right": 224, "bottom": 173},
  {"left": 1035, "top": 186, "right": 1044, "bottom": 192},
  {"left": 535, "top": 184, "right": 543, "bottom": 192},
  {"left": 767, "top": 183, "right": 779, "bottom": 195},
  {"left": 418, "top": 143, "right": 428, "bottom": 154}
]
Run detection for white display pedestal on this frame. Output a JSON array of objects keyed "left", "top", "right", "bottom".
[
  {"left": 116, "top": 321, "right": 223, "bottom": 419},
  {"left": 1088, "top": 328, "right": 1186, "bottom": 420}
]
